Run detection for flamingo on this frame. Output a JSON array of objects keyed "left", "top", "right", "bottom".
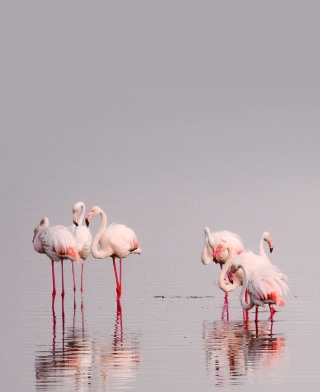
[
  {"left": 70, "top": 202, "right": 92, "bottom": 293},
  {"left": 85, "top": 206, "right": 141, "bottom": 299},
  {"left": 202, "top": 228, "right": 244, "bottom": 303},
  {"left": 214, "top": 242, "right": 288, "bottom": 321},
  {"left": 33, "top": 217, "right": 81, "bottom": 299},
  {"left": 202, "top": 228, "right": 244, "bottom": 266}
]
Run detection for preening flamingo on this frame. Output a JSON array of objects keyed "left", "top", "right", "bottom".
[
  {"left": 33, "top": 217, "right": 81, "bottom": 298},
  {"left": 85, "top": 206, "right": 141, "bottom": 299},
  {"left": 70, "top": 202, "right": 92, "bottom": 293},
  {"left": 202, "top": 228, "right": 244, "bottom": 266},
  {"left": 214, "top": 242, "right": 288, "bottom": 321}
]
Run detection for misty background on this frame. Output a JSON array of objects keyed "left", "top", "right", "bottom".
[{"left": 1, "top": 1, "right": 319, "bottom": 390}]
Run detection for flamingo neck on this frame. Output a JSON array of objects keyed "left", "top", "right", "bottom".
[
  {"left": 238, "top": 264, "right": 254, "bottom": 310},
  {"left": 218, "top": 247, "right": 236, "bottom": 292},
  {"left": 91, "top": 209, "right": 112, "bottom": 259},
  {"left": 78, "top": 204, "right": 85, "bottom": 226},
  {"left": 259, "top": 235, "right": 266, "bottom": 259},
  {"left": 260, "top": 235, "right": 272, "bottom": 265},
  {"left": 205, "top": 228, "right": 215, "bottom": 248}
]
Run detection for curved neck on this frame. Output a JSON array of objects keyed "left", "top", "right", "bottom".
[
  {"left": 91, "top": 209, "right": 112, "bottom": 259},
  {"left": 259, "top": 235, "right": 272, "bottom": 265},
  {"left": 205, "top": 228, "right": 215, "bottom": 248},
  {"left": 238, "top": 264, "right": 254, "bottom": 310},
  {"left": 218, "top": 247, "right": 236, "bottom": 292},
  {"left": 259, "top": 235, "right": 267, "bottom": 260},
  {"left": 78, "top": 204, "right": 85, "bottom": 226}
]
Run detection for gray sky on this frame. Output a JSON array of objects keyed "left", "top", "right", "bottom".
[{"left": 1, "top": 2, "right": 320, "bottom": 388}]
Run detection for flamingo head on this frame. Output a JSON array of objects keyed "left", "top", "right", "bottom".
[
  {"left": 72, "top": 202, "right": 85, "bottom": 226},
  {"left": 32, "top": 217, "right": 49, "bottom": 243},
  {"left": 85, "top": 206, "right": 100, "bottom": 227},
  {"left": 213, "top": 241, "right": 227, "bottom": 261},
  {"left": 262, "top": 231, "right": 274, "bottom": 253}
]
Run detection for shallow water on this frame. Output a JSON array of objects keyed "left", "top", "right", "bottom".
[{"left": 16, "top": 241, "right": 319, "bottom": 392}]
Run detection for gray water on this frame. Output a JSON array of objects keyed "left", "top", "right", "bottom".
[{"left": 1, "top": 2, "right": 320, "bottom": 391}]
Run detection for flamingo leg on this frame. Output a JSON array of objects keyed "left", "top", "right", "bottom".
[
  {"left": 269, "top": 305, "right": 276, "bottom": 321},
  {"left": 51, "top": 260, "right": 56, "bottom": 298},
  {"left": 80, "top": 262, "right": 84, "bottom": 293},
  {"left": 61, "top": 260, "right": 65, "bottom": 298},
  {"left": 119, "top": 258, "right": 123, "bottom": 297},
  {"left": 255, "top": 306, "right": 259, "bottom": 322},
  {"left": 72, "top": 261, "right": 76, "bottom": 292},
  {"left": 113, "top": 257, "right": 121, "bottom": 298}
]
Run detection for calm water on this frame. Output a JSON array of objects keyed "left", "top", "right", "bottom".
[{"left": 16, "top": 224, "right": 319, "bottom": 392}]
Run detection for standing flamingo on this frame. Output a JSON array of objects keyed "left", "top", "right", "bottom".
[
  {"left": 33, "top": 217, "right": 81, "bottom": 299},
  {"left": 85, "top": 206, "right": 141, "bottom": 299},
  {"left": 70, "top": 202, "right": 92, "bottom": 293},
  {"left": 213, "top": 242, "right": 288, "bottom": 321},
  {"left": 202, "top": 228, "right": 244, "bottom": 304}
]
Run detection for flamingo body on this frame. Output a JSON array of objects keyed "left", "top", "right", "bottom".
[
  {"left": 69, "top": 202, "right": 92, "bottom": 292},
  {"left": 86, "top": 206, "right": 141, "bottom": 299},
  {"left": 202, "top": 228, "right": 244, "bottom": 265},
  {"left": 33, "top": 218, "right": 80, "bottom": 263},
  {"left": 33, "top": 217, "right": 80, "bottom": 298}
]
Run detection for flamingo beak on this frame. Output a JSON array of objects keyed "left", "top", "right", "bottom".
[
  {"left": 213, "top": 247, "right": 222, "bottom": 261},
  {"left": 85, "top": 213, "right": 92, "bottom": 227},
  {"left": 73, "top": 212, "right": 78, "bottom": 226},
  {"left": 269, "top": 240, "right": 274, "bottom": 253}
]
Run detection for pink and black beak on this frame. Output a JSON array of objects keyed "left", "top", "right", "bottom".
[
  {"left": 85, "top": 212, "right": 93, "bottom": 227},
  {"left": 73, "top": 212, "right": 78, "bottom": 226},
  {"left": 269, "top": 240, "right": 274, "bottom": 253}
]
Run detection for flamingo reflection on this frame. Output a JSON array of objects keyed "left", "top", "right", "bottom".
[
  {"left": 35, "top": 300, "right": 140, "bottom": 391},
  {"left": 91, "top": 302, "right": 140, "bottom": 390},
  {"left": 203, "top": 319, "right": 286, "bottom": 387},
  {"left": 35, "top": 299, "right": 92, "bottom": 391}
]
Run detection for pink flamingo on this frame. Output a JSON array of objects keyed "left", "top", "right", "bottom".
[
  {"left": 202, "top": 228, "right": 244, "bottom": 305},
  {"left": 214, "top": 242, "right": 288, "bottom": 321},
  {"left": 33, "top": 217, "right": 81, "bottom": 298},
  {"left": 70, "top": 202, "right": 92, "bottom": 293},
  {"left": 202, "top": 228, "right": 244, "bottom": 266},
  {"left": 85, "top": 206, "right": 141, "bottom": 299}
]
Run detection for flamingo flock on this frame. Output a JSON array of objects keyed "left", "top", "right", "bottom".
[
  {"left": 33, "top": 202, "right": 141, "bottom": 306},
  {"left": 33, "top": 202, "right": 288, "bottom": 321}
]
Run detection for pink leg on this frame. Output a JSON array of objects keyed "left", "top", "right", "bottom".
[
  {"left": 113, "top": 257, "right": 121, "bottom": 298},
  {"left": 51, "top": 260, "right": 56, "bottom": 298},
  {"left": 269, "top": 305, "right": 276, "bottom": 321},
  {"left": 119, "top": 258, "right": 122, "bottom": 297},
  {"left": 61, "top": 260, "right": 65, "bottom": 298},
  {"left": 72, "top": 261, "right": 76, "bottom": 292},
  {"left": 80, "top": 263, "right": 84, "bottom": 293},
  {"left": 255, "top": 306, "right": 259, "bottom": 322},
  {"left": 243, "top": 308, "right": 249, "bottom": 322}
]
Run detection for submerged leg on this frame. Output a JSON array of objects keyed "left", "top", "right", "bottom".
[
  {"left": 113, "top": 257, "right": 121, "bottom": 298},
  {"left": 269, "top": 305, "right": 276, "bottom": 321},
  {"left": 80, "top": 263, "right": 84, "bottom": 293},
  {"left": 255, "top": 306, "right": 259, "bottom": 322},
  {"left": 61, "top": 260, "right": 65, "bottom": 298},
  {"left": 72, "top": 261, "right": 76, "bottom": 292},
  {"left": 51, "top": 260, "right": 56, "bottom": 298}
]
